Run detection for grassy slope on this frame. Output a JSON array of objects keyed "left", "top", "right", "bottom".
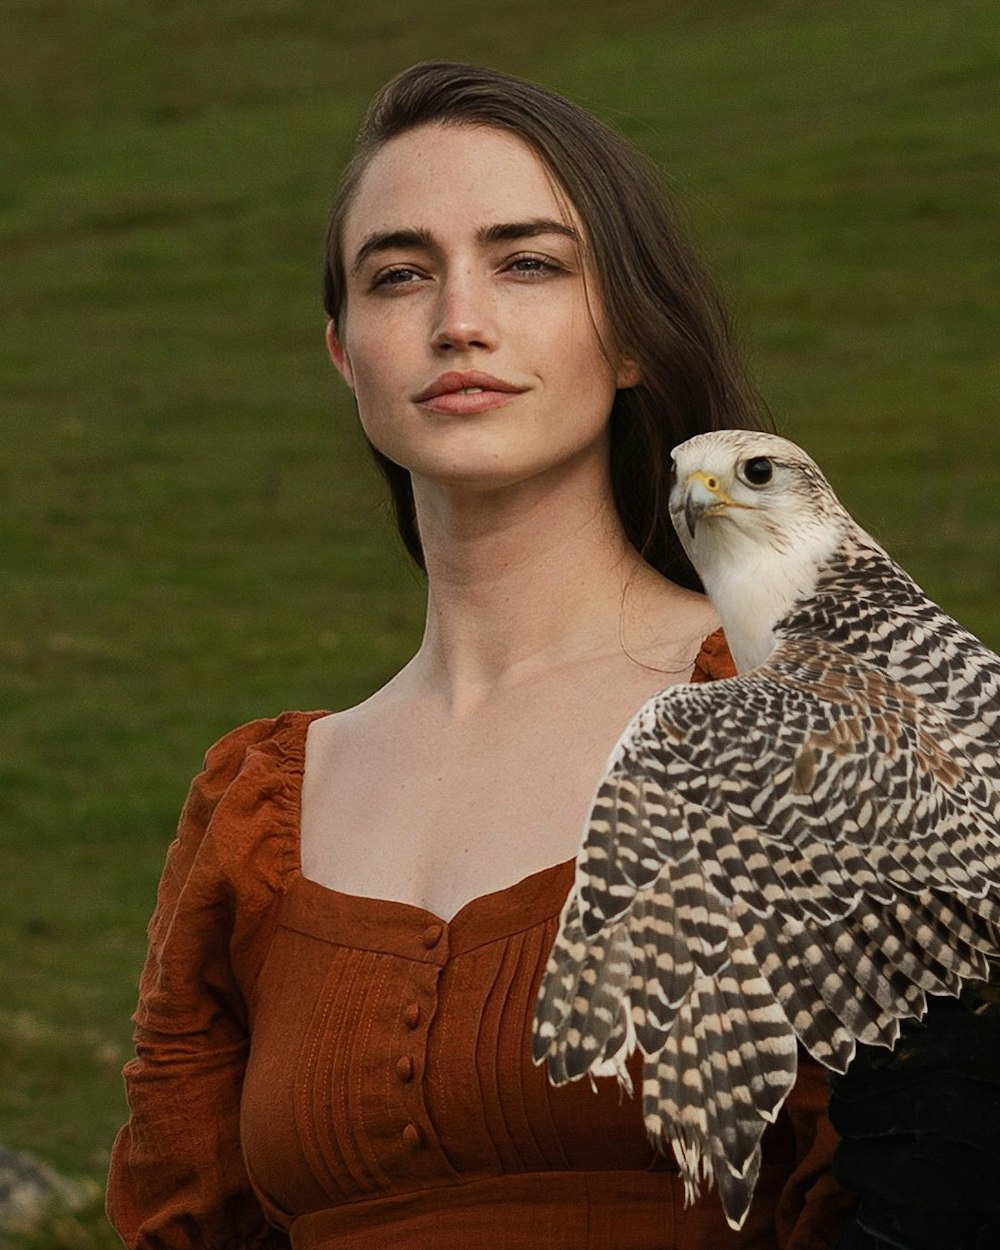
[{"left": 0, "top": 0, "right": 996, "bottom": 1240}]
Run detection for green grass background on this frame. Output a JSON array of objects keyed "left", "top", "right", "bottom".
[{"left": 1, "top": 0, "right": 997, "bottom": 1243}]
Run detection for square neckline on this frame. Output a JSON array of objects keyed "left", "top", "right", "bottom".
[
  {"left": 289, "top": 710, "right": 577, "bottom": 931},
  {"left": 282, "top": 861, "right": 576, "bottom": 958},
  {"left": 279, "top": 633, "right": 727, "bottom": 928}
]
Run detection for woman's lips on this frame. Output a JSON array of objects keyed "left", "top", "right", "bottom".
[
  {"left": 415, "top": 371, "right": 526, "bottom": 415},
  {"left": 420, "top": 389, "right": 522, "bottom": 415}
]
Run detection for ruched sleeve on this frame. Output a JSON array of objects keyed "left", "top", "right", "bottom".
[{"left": 106, "top": 714, "right": 314, "bottom": 1249}]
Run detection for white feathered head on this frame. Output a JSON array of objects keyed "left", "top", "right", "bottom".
[{"left": 668, "top": 430, "right": 855, "bottom": 672}]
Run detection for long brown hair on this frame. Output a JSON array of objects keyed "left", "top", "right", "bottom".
[{"left": 323, "top": 62, "right": 771, "bottom": 590}]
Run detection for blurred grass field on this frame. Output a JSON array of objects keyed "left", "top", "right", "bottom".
[{"left": 1, "top": 0, "right": 997, "bottom": 1243}]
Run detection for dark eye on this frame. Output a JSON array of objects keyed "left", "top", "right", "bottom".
[
  {"left": 740, "top": 456, "right": 773, "bottom": 486},
  {"left": 507, "top": 254, "right": 561, "bottom": 276},
  {"left": 371, "top": 265, "right": 425, "bottom": 290}
]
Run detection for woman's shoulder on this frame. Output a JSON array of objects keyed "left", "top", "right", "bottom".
[
  {"left": 173, "top": 710, "right": 329, "bottom": 887},
  {"left": 691, "top": 628, "right": 736, "bottom": 683},
  {"left": 196, "top": 710, "right": 328, "bottom": 787}
]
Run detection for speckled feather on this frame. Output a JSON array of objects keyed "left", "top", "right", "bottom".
[{"left": 532, "top": 431, "right": 1000, "bottom": 1231}]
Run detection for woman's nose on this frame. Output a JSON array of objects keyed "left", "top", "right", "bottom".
[{"left": 430, "top": 271, "right": 498, "bottom": 354}]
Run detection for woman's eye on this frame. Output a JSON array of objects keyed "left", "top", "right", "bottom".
[
  {"left": 506, "top": 254, "right": 562, "bottom": 277},
  {"left": 740, "top": 456, "right": 774, "bottom": 486},
  {"left": 371, "top": 266, "right": 425, "bottom": 290}
]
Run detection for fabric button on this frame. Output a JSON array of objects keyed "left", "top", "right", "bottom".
[
  {"left": 422, "top": 923, "right": 444, "bottom": 949},
  {"left": 403, "top": 1001, "right": 421, "bottom": 1028},
  {"left": 402, "top": 1122, "right": 423, "bottom": 1148},
  {"left": 396, "top": 1054, "right": 414, "bottom": 1082}
]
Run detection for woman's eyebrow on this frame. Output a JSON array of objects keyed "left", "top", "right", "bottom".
[
  {"left": 478, "top": 219, "right": 579, "bottom": 245},
  {"left": 351, "top": 228, "right": 434, "bottom": 273},
  {"left": 351, "top": 219, "right": 579, "bottom": 273}
]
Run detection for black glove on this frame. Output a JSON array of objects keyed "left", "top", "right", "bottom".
[{"left": 829, "top": 967, "right": 1000, "bottom": 1250}]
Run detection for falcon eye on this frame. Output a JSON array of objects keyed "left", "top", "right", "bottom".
[{"left": 740, "top": 456, "right": 774, "bottom": 487}]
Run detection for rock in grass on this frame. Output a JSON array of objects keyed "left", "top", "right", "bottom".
[{"left": 0, "top": 1144, "right": 89, "bottom": 1233}]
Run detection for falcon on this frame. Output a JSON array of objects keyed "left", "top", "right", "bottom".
[{"left": 532, "top": 429, "right": 1000, "bottom": 1230}]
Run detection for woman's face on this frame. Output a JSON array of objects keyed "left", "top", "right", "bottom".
[{"left": 328, "top": 122, "right": 637, "bottom": 493}]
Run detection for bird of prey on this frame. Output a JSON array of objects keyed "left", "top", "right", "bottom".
[{"left": 533, "top": 429, "right": 1000, "bottom": 1230}]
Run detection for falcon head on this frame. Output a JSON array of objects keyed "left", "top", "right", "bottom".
[{"left": 669, "top": 430, "right": 854, "bottom": 671}]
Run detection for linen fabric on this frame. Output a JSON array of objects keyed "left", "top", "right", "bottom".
[{"left": 107, "top": 632, "right": 855, "bottom": 1248}]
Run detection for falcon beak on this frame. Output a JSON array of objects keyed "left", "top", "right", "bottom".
[{"left": 682, "top": 471, "right": 738, "bottom": 537}]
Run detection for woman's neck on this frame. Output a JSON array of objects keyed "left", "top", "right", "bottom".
[{"left": 397, "top": 463, "right": 696, "bottom": 714}]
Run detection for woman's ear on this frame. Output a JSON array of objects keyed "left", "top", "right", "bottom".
[
  {"left": 325, "top": 321, "right": 355, "bottom": 389},
  {"left": 616, "top": 358, "right": 641, "bottom": 390}
]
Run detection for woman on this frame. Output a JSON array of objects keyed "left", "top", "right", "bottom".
[{"left": 107, "top": 63, "right": 857, "bottom": 1248}]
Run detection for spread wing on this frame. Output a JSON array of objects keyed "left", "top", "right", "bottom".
[{"left": 533, "top": 635, "right": 1000, "bottom": 1230}]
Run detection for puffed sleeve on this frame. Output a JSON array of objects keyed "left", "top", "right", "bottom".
[
  {"left": 107, "top": 718, "right": 299, "bottom": 1249},
  {"left": 693, "top": 631, "right": 858, "bottom": 1248}
]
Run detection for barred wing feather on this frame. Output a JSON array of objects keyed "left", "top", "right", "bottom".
[{"left": 532, "top": 636, "right": 1000, "bottom": 1231}]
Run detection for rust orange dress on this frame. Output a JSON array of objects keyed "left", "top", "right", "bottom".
[{"left": 107, "top": 633, "right": 856, "bottom": 1248}]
